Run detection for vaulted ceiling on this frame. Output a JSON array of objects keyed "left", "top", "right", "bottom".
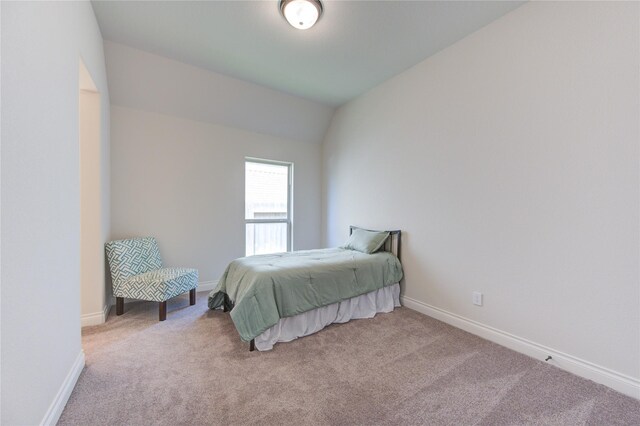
[{"left": 92, "top": 0, "right": 524, "bottom": 107}]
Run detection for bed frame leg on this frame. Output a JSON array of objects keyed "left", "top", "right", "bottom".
[
  {"left": 223, "top": 294, "right": 231, "bottom": 312},
  {"left": 249, "top": 339, "right": 255, "bottom": 352}
]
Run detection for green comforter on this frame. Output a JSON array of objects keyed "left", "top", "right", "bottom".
[{"left": 208, "top": 248, "right": 403, "bottom": 342}]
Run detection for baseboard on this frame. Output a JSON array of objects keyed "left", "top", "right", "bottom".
[
  {"left": 197, "top": 280, "right": 218, "bottom": 292},
  {"left": 80, "top": 303, "right": 111, "bottom": 327},
  {"left": 401, "top": 295, "right": 640, "bottom": 399},
  {"left": 40, "top": 350, "right": 85, "bottom": 426}
]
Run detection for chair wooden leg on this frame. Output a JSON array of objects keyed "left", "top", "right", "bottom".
[
  {"left": 249, "top": 339, "right": 255, "bottom": 352},
  {"left": 116, "top": 297, "right": 124, "bottom": 315},
  {"left": 159, "top": 301, "right": 167, "bottom": 321},
  {"left": 189, "top": 288, "right": 196, "bottom": 305}
]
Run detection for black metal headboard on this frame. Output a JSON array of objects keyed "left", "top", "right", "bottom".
[{"left": 349, "top": 226, "right": 401, "bottom": 260}]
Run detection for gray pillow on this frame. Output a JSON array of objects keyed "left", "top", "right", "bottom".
[{"left": 342, "top": 229, "right": 390, "bottom": 254}]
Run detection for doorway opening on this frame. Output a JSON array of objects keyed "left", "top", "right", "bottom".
[{"left": 79, "top": 59, "right": 106, "bottom": 327}]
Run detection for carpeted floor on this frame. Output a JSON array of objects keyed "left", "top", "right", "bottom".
[{"left": 59, "top": 292, "right": 640, "bottom": 425}]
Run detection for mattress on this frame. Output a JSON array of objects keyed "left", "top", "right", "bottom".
[
  {"left": 255, "top": 282, "right": 401, "bottom": 351},
  {"left": 208, "top": 247, "right": 403, "bottom": 342}
]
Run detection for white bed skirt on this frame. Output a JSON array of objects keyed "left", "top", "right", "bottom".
[{"left": 254, "top": 283, "right": 401, "bottom": 351}]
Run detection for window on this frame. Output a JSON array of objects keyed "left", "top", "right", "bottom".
[{"left": 245, "top": 158, "right": 292, "bottom": 256}]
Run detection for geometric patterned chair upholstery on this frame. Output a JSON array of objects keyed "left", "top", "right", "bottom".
[{"left": 105, "top": 237, "right": 199, "bottom": 321}]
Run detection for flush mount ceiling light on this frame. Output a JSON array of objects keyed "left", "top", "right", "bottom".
[{"left": 279, "top": 0, "right": 323, "bottom": 30}]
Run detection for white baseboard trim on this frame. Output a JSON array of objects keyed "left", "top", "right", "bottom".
[
  {"left": 401, "top": 295, "right": 640, "bottom": 399},
  {"left": 80, "top": 303, "right": 111, "bottom": 327},
  {"left": 197, "top": 280, "right": 218, "bottom": 292},
  {"left": 40, "top": 350, "right": 85, "bottom": 426}
]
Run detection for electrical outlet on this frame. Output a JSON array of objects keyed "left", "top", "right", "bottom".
[{"left": 472, "top": 291, "right": 483, "bottom": 306}]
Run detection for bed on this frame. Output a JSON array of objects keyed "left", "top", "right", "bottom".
[{"left": 208, "top": 226, "right": 403, "bottom": 351}]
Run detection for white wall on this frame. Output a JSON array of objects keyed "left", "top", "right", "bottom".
[
  {"left": 323, "top": 1, "right": 639, "bottom": 393},
  {"left": 107, "top": 44, "right": 329, "bottom": 286},
  {"left": 104, "top": 41, "right": 334, "bottom": 145},
  {"left": 1, "top": 1, "right": 110, "bottom": 424},
  {"left": 111, "top": 105, "right": 322, "bottom": 284}
]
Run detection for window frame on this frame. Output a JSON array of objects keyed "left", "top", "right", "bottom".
[{"left": 244, "top": 157, "right": 293, "bottom": 254}]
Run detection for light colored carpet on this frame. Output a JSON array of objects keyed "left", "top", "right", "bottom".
[{"left": 59, "top": 292, "right": 640, "bottom": 425}]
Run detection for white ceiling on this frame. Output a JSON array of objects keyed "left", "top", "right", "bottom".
[{"left": 92, "top": 0, "right": 524, "bottom": 107}]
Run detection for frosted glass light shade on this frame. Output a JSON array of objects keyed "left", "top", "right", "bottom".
[{"left": 280, "top": 0, "right": 323, "bottom": 30}]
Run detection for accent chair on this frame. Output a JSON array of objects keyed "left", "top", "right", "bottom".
[{"left": 105, "top": 237, "right": 199, "bottom": 321}]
